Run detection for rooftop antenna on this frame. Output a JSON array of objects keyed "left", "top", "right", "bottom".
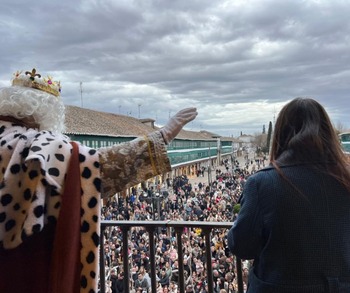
[
  {"left": 80, "top": 82, "right": 83, "bottom": 108},
  {"left": 138, "top": 104, "right": 142, "bottom": 118}
]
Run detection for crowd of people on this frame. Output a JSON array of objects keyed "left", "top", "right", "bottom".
[
  {"left": 100, "top": 158, "right": 261, "bottom": 293},
  {"left": 4, "top": 68, "right": 348, "bottom": 293}
]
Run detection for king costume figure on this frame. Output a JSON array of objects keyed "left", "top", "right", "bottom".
[{"left": 0, "top": 68, "right": 198, "bottom": 293}]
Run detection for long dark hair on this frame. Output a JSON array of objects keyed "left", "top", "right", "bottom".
[{"left": 270, "top": 97, "right": 350, "bottom": 192}]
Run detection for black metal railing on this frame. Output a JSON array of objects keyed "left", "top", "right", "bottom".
[{"left": 100, "top": 220, "right": 244, "bottom": 293}]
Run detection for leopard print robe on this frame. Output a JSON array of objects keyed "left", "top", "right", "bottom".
[{"left": 0, "top": 121, "right": 171, "bottom": 293}]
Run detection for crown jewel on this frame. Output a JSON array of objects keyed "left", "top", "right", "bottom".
[{"left": 12, "top": 68, "right": 61, "bottom": 97}]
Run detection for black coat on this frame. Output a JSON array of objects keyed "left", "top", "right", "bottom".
[
  {"left": 228, "top": 164, "right": 350, "bottom": 293},
  {"left": 115, "top": 278, "right": 124, "bottom": 293},
  {"left": 110, "top": 275, "right": 118, "bottom": 293}
]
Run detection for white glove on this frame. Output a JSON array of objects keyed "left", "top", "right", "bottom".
[{"left": 160, "top": 107, "right": 198, "bottom": 144}]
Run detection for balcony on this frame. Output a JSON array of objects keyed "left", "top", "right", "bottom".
[{"left": 100, "top": 220, "right": 244, "bottom": 293}]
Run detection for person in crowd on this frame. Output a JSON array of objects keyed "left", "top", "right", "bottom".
[
  {"left": 114, "top": 271, "right": 124, "bottom": 293},
  {"left": 158, "top": 269, "right": 170, "bottom": 287},
  {"left": 139, "top": 265, "right": 151, "bottom": 289},
  {"left": 228, "top": 97, "right": 350, "bottom": 292},
  {"left": 131, "top": 264, "right": 141, "bottom": 285},
  {"left": 140, "top": 251, "right": 151, "bottom": 271},
  {"left": 168, "top": 281, "right": 178, "bottom": 293},
  {"left": 109, "top": 269, "right": 118, "bottom": 293},
  {"left": 0, "top": 68, "right": 197, "bottom": 293},
  {"left": 134, "top": 272, "right": 150, "bottom": 292}
]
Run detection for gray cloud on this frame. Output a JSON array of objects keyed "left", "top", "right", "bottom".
[{"left": 1, "top": 0, "right": 349, "bottom": 136}]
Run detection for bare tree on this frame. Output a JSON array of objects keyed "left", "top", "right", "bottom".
[
  {"left": 266, "top": 121, "right": 273, "bottom": 154},
  {"left": 253, "top": 133, "right": 267, "bottom": 156},
  {"left": 335, "top": 121, "right": 349, "bottom": 134}
]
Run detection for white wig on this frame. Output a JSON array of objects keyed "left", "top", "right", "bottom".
[{"left": 0, "top": 86, "right": 65, "bottom": 133}]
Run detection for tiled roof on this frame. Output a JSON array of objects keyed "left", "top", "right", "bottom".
[
  {"left": 176, "top": 129, "right": 220, "bottom": 140},
  {"left": 64, "top": 105, "right": 155, "bottom": 137},
  {"left": 64, "top": 105, "right": 233, "bottom": 141}
]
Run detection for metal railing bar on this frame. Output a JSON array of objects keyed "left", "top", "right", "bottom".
[
  {"left": 101, "top": 220, "right": 233, "bottom": 229},
  {"left": 100, "top": 220, "right": 239, "bottom": 293}
]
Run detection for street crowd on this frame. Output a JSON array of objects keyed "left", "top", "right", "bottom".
[{"left": 100, "top": 157, "right": 262, "bottom": 293}]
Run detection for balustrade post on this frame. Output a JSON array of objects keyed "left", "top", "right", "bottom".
[
  {"left": 146, "top": 226, "right": 157, "bottom": 293},
  {"left": 175, "top": 227, "right": 185, "bottom": 293},
  {"left": 122, "top": 226, "right": 130, "bottom": 293},
  {"left": 236, "top": 256, "right": 244, "bottom": 293},
  {"left": 202, "top": 227, "right": 214, "bottom": 292},
  {"left": 99, "top": 225, "right": 106, "bottom": 293}
]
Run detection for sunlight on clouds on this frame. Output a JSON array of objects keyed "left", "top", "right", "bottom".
[
  {"left": 0, "top": 19, "right": 24, "bottom": 32},
  {"left": 79, "top": 0, "right": 131, "bottom": 12},
  {"left": 219, "top": 0, "right": 253, "bottom": 9},
  {"left": 200, "top": 100, "right": 287, "bottom": 128},
  {"left": 79, "top": 0, "right": 103, "bottom": 12},
  {"left": 161, "top": 34, "right": 205, "bottom": 55},
  {"left": 0, "top": 79, "right": 9, "bottom": 87},
  {"left": 308, "top": 0, "right": 324, "bottom": 4},
  {"left": 250, "top": 39, "right": 284, "bottom": 57},
  {"left": 118, "top": 83, "right": 166, "bottom": 96},
  {"left": 79, "top": 81, "right": 170, "bottom": 102}
]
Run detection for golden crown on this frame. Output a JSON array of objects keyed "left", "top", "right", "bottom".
[{"left": 12, "top": 68, "right": 61, "bottom": 97}]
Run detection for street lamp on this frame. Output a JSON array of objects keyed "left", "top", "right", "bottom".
[
  {"left": 207, "top": 146, "right": 213, "bottom": 191},
  {"left": 207, "top": 164, "right": 212, "bottom": 192},
  {"left": 231, "top": 153, "right": 235, "bottom": 177}
]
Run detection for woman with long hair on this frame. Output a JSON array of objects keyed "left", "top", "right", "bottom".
[{"left": 227, "top": 98, "right": 350, "bottom": 292}]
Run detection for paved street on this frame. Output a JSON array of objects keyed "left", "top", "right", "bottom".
[{"left": 187, "top": 154, "right": 259, "bottom": 186}]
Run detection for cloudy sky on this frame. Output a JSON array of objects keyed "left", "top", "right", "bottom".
[{"left": 1, "top": 0, "right": 349, "bottom": 137}]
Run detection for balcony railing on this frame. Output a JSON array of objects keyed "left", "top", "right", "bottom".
[{"left": 100, "top": 220, "right": 244, "bottom": 293}]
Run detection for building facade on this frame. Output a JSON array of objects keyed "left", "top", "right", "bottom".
[{"left": 64, "top": 105, "right": 238, "bottom": 194}]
